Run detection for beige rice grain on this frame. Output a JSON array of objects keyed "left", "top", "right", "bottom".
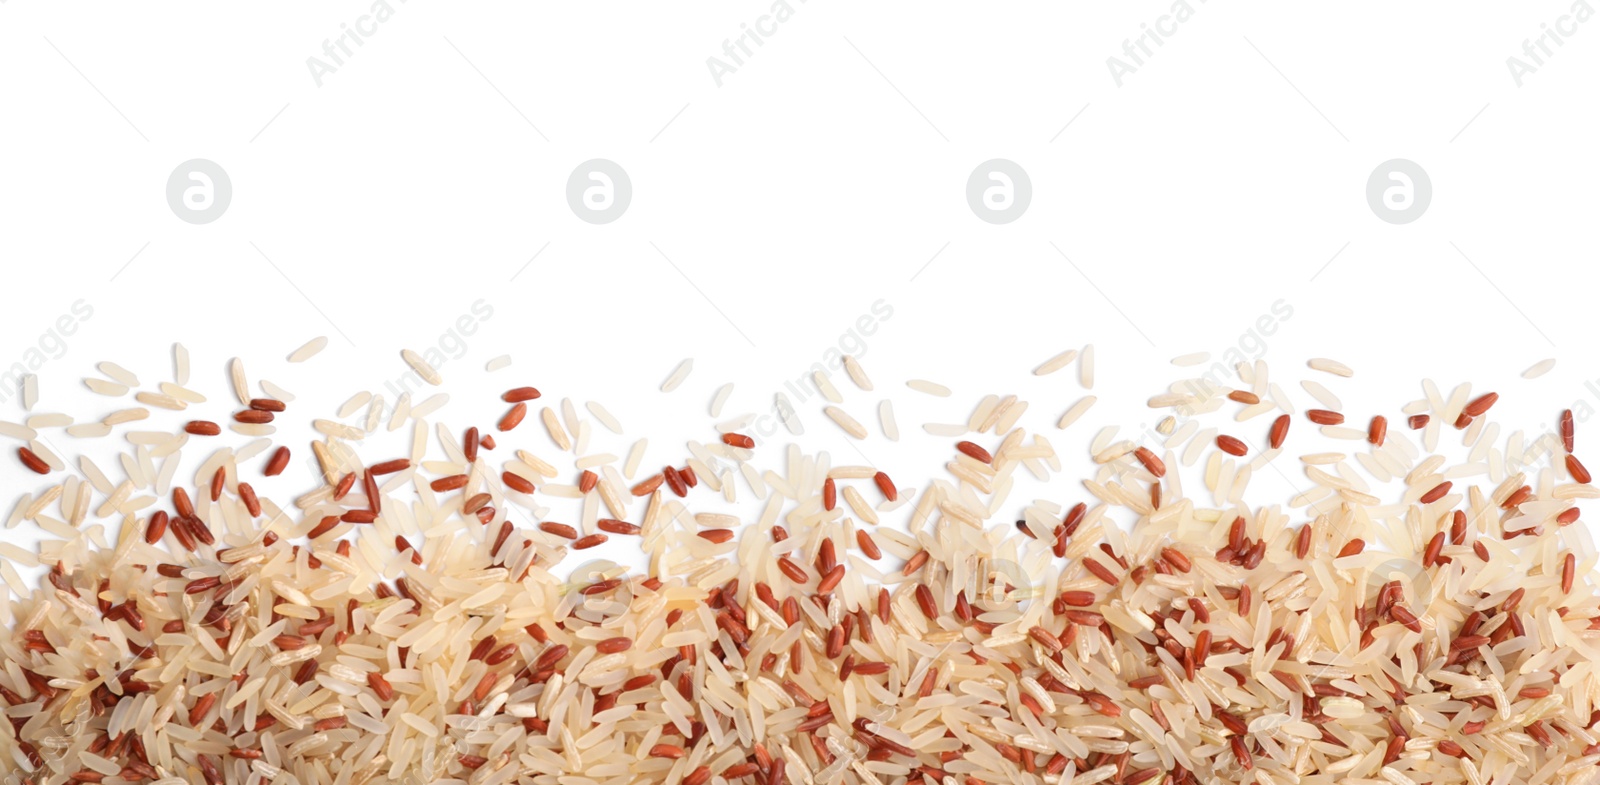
[
  {"left": 1308, "top": 357, "right": 1354, "bottom": 377},
  {"left": 661, "top": 358, "right": 693, "bottom": 392},
  {"left": 1524, "top": 358, "right": 1556, "bottom": 379},
  {"left": 288, "top": 336, "right": 329, "bottom": 363},
  {"left": 1033, "top": 348, "right": 1079, "bottom": 376},
  {"left": 229, "top": 356, "right": 250, "bottom": 404},
  {"left": 402, "top": 349, "right": 443, "bottom": 386}
]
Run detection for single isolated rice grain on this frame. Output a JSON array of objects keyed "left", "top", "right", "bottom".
[
  {"left": 661, "top": 358, "right": 693, "bottom": 392},
  {"left": 401, "top": 349, "right": 443, "bottom": 386},
  {"left": 586, "top": 401, "right": 623, "bottom": 435},
  {"left": 879, "top": 400, "right": 899, "bottom": 442},
  {"left": 842, "top": 356, "right": 873, "bottom": 391},
  {"left": 98, "top": 361, "right": 139, "bottom": 387},
  {"left": 1308, "top": 357, "right": 1354, "bottom": 377},
  {"left": 1058, "top": 395, "right": 1096, "bottom": 429},
  {"left": 229, "top": 356, "right": 250, "bottom": 405},
  {"left": 288, "top": 336, "right": 328, "bottom": 363},
  {"left": 813, "top": 371, "right": 843, "bottom": 404},
  {"left": 260, "top": 379, "right": 295, "bottom": 402},
  {"left": 775, "top": 392, "right": 803, "bottom": 435},
  {"left": 906, "top": 379, "right": 952, "bottom": 397},
  {"left": 173, "top": 342, "right": 190, "bottom": 384},
  {"left": 823, "top": 406, "right": 868, "bottom": 439},
  {"left": 1033, "top": 347, "right": 1078, "bottom": 376},
  {"left": 709, "top": 383, "right": 734, "bottom": 418},
  {"left": 83, "top": 377, "right": 127, "bottom": 397}
]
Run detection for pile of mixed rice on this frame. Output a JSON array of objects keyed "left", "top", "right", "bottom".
[{"left": 0, "top": 343, "right": 1596, "bottom": 785}]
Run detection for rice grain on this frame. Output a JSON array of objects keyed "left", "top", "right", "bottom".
[
  {"left": 288, "top": 336, "right": 328, "bottom": 363},
  {"left": 0, "top": 346, "right": 1592, "bottom": 785}
]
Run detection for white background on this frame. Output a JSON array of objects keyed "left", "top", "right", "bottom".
[{"left": 0, "top": 3, "right": 1596, "bottom": 553}]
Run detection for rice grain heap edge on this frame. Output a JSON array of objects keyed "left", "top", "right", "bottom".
[{"left": 0, "top": 347, "right": 1596, "bottom": 785}]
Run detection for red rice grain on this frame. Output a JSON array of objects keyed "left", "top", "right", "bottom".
[
  {"left": 1306, "top": 409, "right": 1344, "bottom": 426},
  {"left": 1268, "top": 414, "right": 1290, "bottom": 449},
  {"left": 1215, "top": 435, "right": 1248, "bottom": 457},
  {"left": 1368, "top": 415, "right": 1386, "bottom": 446},
  {"left": 1569, "top": 455, "right": 1592, "bottom": 484},
  {"left": 1133, "top": 447, "right": 1165, "bottom": 478},
  {"left": 499, "top": 403, "right": 527, "bottom": 432},
  {"left": 1464, "top": 392, "right": 1499, "bottom": 417},
  {"left": 955, "top": 441, "right": 992, "bottom": 464},
  {"left": 873, "top": 471, "right": 898, "bottom": 501},
  {"left": 17, "top": 447, "right": 49, "bottom": 475},
  {"left": 502, "top": 387, "right": 542, "bottom": 402},
  {"left": 264, "top": 446, "right": 290, "bottom": 476}
]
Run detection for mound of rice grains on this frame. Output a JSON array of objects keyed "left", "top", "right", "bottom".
[{"left": 1, "top": 349, "right": 1598, "bottom": 785}]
